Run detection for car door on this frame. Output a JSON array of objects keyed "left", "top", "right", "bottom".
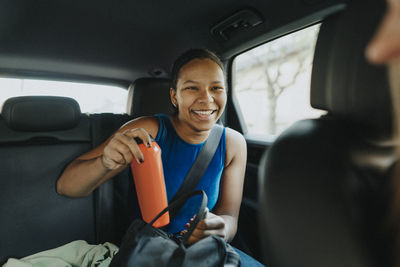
[{"left": 225, "top": 24, "right": 325, "bottom": 262}]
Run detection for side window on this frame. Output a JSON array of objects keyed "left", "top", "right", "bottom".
[
  {"left": 0, "top": 78, "right": 128, "bottom": 114},
  {"left": 233, "top": 24, "right": 325, "bottom": 139}
]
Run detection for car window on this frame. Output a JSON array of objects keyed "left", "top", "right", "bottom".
[
  {"left": 0, "top": 78, "right": 128, "bottom": 114},
  {"left": 233, "top": 24, "right": 325, "bottom": 139}
]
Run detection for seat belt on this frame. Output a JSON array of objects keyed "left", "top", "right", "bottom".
[{"left": 169, "top": 124, "right": 224, "bottom": 217}]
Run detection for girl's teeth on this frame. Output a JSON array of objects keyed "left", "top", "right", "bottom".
[{"left": 194, "top": 110, "right": 213, "bottom": 115}]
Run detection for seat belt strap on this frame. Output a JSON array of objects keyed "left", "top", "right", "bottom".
[{"left": 169, "top": 124, "right": 224, "bottom": 216}]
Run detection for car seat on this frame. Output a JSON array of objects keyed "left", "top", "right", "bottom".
[
  {"left": 258, "top": 0, "right": 394, "bottom": 266},
  {"left": 0, "top": 96, "right": 96, "bottom": 264}
]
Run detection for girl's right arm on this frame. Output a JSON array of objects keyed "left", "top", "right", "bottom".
[{"left": 56, "top": 116, "right": 159, "bottom": 198}]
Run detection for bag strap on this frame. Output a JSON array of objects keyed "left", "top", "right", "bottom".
[
  {"left": 149, "top": 190, "right": 208, "bottom": 245},
  {"left": 169, "top": 124, "right": 224, "bottom": 207}
]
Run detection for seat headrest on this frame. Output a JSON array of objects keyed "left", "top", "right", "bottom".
[
  {"left": 127, "top": 77, "right": 175, "bottom": 118},
  {"left": 2, "top": 96, "right": 81, "bottom": 131},
  {"left": 311, "top": 0, "right": 391, "bottom": 139}
]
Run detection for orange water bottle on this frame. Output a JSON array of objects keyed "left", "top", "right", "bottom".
[{"left": 130, "top": 140, "right": 169, "bottom": 228}]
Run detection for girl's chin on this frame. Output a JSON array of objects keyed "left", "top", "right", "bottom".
[{"left": 186, "top": 116, "right": 218, "bottom": 132}]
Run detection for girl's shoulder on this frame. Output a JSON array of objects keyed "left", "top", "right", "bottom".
[
  {"left": 224, "top": 127, "right": 246, "bottom": 165},
  {"left": 119, "top": 115, "right": 159, "bottom": 138},
  {"left": 225, "top": 127, "right": 245, "bottom": 146}
]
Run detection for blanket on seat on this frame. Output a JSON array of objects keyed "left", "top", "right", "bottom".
[{"left": 3, "top": 240, "right": 118, "bottom": 267}]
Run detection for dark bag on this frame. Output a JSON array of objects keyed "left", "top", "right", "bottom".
[{"left": 110, "top": 190, "right": 241, "bottom": 267}]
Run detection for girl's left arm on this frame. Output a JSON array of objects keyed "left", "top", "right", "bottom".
[
  {"left": 214, "top": 128, "right": 247, "bottom": 241},
  {"left": 186, "top": 128, "right": 247, "bottom": 243}
]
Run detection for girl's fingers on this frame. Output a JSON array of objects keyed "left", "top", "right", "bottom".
[
  {"left": 112, "top": 133, "right": 143, "bottom": 164},
  {"left": 194, "top": 213, "right": 224, "bottom": 231},
  {"left": 185, "top": 211, "right": 226, "bottom": 244},
  {"left": 180, "top": 230, "right": 188, "bottom": 236},
  {"left": 101, "top": 154, "right": 122, "bottom": 170},
  {"left": 105, "top": 127, "right": 154, "bottom": 165},
  {"left": 123, "top": 128, "right": 153, "bottom": 148},
  {"left": 186, "top": 227, "right": 225, "bottom": 245},
  {"left": 191, "top": 228, "right": 225, "bottom": 239},
  {"left": 102, "top": 139, "right": 131, "bottom": 169},
  {"left": 122, "top": 128, "right": 154, "bottom": 164}
]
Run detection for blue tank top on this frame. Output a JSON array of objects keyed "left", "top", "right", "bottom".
[{"left": 154, "top": 114, "right": 226, "bottom": 234}]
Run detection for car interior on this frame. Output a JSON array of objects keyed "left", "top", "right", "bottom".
[{"left": 0, "top": 0, "right": 391, "bottom": 266}]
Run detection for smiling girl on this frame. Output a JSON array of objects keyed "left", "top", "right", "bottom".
[{"left": 57, "top": 48, "right": 264, "bottom": 266}]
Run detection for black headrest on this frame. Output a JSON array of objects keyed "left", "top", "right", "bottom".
[
  {"left": 311, "top": 0, "right": 391, "bottom": 139},
  {"left": 1, "top": 96, "right": 81, "bottom": 131},
  {"left": 127, "top": 77, "right": 175, "bottom": 118}
]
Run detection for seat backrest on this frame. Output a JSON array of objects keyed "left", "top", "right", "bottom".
[
  {"left": 258, "top": 0, "right": 393, "bottom": 266},
  {"left": 0, "top": 96, "right": 96, "bottom": 264},
  {"left": 127, "top": 77, "right": 175, "bottom": 118}
]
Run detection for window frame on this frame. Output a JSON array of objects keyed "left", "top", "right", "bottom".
[{"left": 227, "top": 22, "right": 323, "bottom": 144}]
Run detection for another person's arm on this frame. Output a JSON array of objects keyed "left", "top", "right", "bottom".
[
  {"left": 186, "top": 128, "right": 247, "bottom": 243},
  {"left": 57, "top": 116, "right": 158, "bottom": 197}
]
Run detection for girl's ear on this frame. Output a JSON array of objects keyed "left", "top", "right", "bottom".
[{"left": 170, "top": 88, "right": 177, "bottom": 108}]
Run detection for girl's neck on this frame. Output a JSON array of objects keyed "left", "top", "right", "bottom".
[{"left": 169, "top": 114, "right": 211, "bottom": 144}]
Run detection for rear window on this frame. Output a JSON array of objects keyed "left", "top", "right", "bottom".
[{"left": 0, "top": 78, "right": 128, "bottom": 114}]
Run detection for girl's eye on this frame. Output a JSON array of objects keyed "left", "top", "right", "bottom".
[
  {"left": 185, "top": 86, "right": 198, "bottom": 90},
  {"left": 212, "top": 86, "right": 224, "bottom": 91}
]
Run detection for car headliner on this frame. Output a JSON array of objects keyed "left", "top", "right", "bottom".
[{"left": 0, "top": 0, "right": 347, "bottom": 86}]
